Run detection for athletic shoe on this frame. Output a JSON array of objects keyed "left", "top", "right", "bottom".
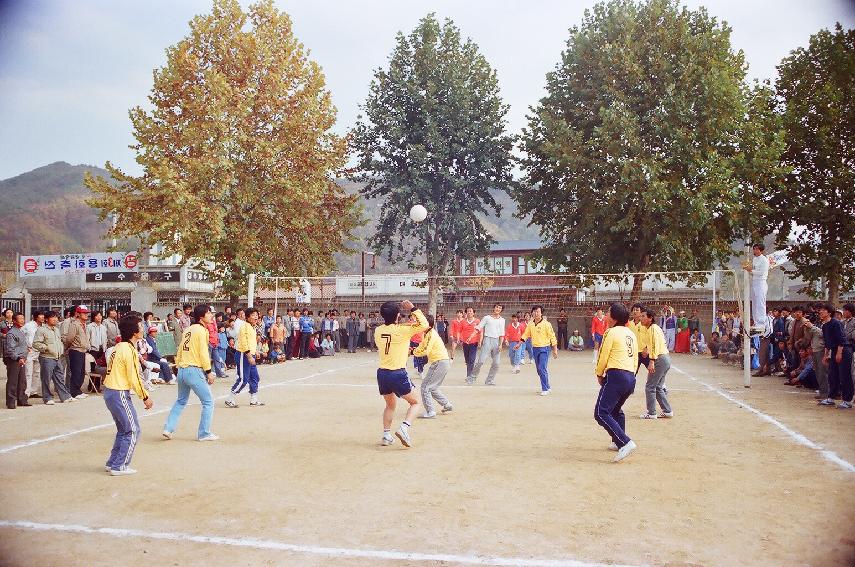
[
  {"left": 818, "top": 398, "right": 835, "bottom": 406},
  {"left": 395, "top": 426, "right": 411, "bottom": 447},
  {"left": 441, "top": 404, "right": 453, "bottom": 413},
  {"left": 45, "top": 400, "right": 55, "bottom": 405},
  {"left": 103, "top": 465, "right": 111, "bottom": 472},
  {"left": 513, "top": 366, "right": 520, "bottom": 374},
  {"left": 249, "top": 401, "right": 266, "bottom": 406},
  {"left": 225, "top": 399, "right": 238, "bottom": 408},
  {"left": 74, "top": 393, "right": 88, "bottom": 400},
  {"left": 539, "top": 390, "right": 549, "bottom": 396},
  {"left": 198, "top": 434, "right": 220, "bottom": 442},
  {"left": 614, "top": 440, "right": 637, "bottom": 463},
  {"left": 838, "top": 402, "right": 853, "bottom": 409},
  {"left": 658, "top": 411, "right": 674, "bottom": 418},
  {"left": 64, "top": 397, "right": 76, "bottom": 403},
  {"left": 162, "top": 430, "right": 172, "bottom": 440},
  {"left": 109, "top": 468, "right": 138, "bottom": 476},
  {"left": 381, "top": 434, "right": 394, "bottom": 446},
  {"left": 28, "top": 393, "right": 41, "bottom": 399},
  {"left": 418, "top": 411, "right": 437, "bottom": 419},
  {"left": 639, "top": 413, "right": 658, "bottom": 419},
  {"left": 608, "top": 442, "right": 619, "bottom": 451},
  {"left": 465, "top": 379, "right": 474, "bottom": 385},
  {"left": 485, "top": 381, "right": 496, "bottom": 386}
]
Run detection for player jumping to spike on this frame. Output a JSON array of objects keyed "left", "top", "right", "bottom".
[{"left": 375, "top": 299, "right": 428, "bottom": 447}]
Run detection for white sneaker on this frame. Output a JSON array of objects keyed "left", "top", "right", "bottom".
[
  {"left": 74, "top": 393, "right": 88, "bottom": 400},
  {"left": 162, "top": 431, "right": 172, "bottom": 440},
  {"left": 614, "top": 440, "right": 637, "bottom": 462},
  {"left": 109, "top": 468, "right": 138, "bottom": 476},
  {"left": 395, "top": 426, "right": 412, "bottom": 447},
  {"left": 64, "top": 397, "right": 76, "bottom": 403},
  {"left": 381, "top": 433, "right": 394, "bottom": 446},
  {"left": 198, "top": 434, "right": 220, "bottom": 442},
  {"left": 513, "top": 366, "right": 520, "bottom": 374},
  {"left": 839, "top": 402, "right": 853, "bottom": 409},
  {"left": 441, "top": 404, "right": 453, "bottom": 413},
  {"left": 608, "top": 442, "right": 619, "bottom": 451},
  {"left": 104, "top": 465, "right": 111, "bottom": 472},
  {"left": 539, "top": 390, "right": 550, "bottom": 396},
  {"left": 249, "top": 401, "right": 266, "bottom": 406},
  {"left": 225, "top": 399, "right": 238, "bottom": 408},
  {"left": 658, "top": 411, "right": 674, "bottom": 418},
  {"left": 419, "top": 371, "right": 426, "bottom": 380},
  {"left": 45, "top": 400, "right": 55, "bottom": 405},
  {"left": 418, "top": 411, "right": 437, "bottom": 419},
  {"left": 639, "top": 413, "right": 658, "bottom": 419}
]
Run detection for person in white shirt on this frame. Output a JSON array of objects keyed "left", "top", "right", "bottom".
[
  {"left": 467, "top": 304, "right": 506, "bottom": 386},
  {"left": 22, "top": 311, "right": 44, "bottom": 397},
  {"left": 744, "top": 242, "right": 770, "bottom": 335},
  {"left": 87, "top": 311, "right": 108, "bottom": 359}
]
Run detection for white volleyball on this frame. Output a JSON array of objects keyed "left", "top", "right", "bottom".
[{"left": 409, "top": 204, "right": 428, "bottom": 222}]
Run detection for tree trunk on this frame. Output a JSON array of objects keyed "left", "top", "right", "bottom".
[
  {"left": 630, "top": 255, "right": 651, "bottom": 303},
  {"left": 828, "top": 271, "right": 840, "bottom": 306}
]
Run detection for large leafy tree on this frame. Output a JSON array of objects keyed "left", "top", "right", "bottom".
[
  {"left": 350, "top": 13, "right": 515, "bottom": 314},
  {"left": 773, "top": 24, "right": 855, "bottom": 305},
  {"left": 518, "top": 0, "right": 785, "bottom": 298},
  {"left": 86, "top": 0, "right": 358, "bottom": 300}
]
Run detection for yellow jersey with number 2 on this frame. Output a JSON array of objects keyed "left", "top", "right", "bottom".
[
  {"left": 375, "top": 309, "right": 428, "bottom": 370},
  {"left": 176, "top": 324, "right": 212, "bottom": 371}
]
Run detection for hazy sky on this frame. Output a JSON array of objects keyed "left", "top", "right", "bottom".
[{"left": 0, "top": 0, "right": 853, "bottom": 179}]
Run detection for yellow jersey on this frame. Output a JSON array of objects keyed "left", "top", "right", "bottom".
[
  {"left": 104, "top": 341, "right": 148, "bottom": 400},
  {"left": 628, "top": 320, "right": 650, "bottom": 353},
  {"left": 176, "top": 324, "right": 212, "bottom": 371},
  {"left": 413, "top": 328, "right": 450, "bottom": 363},
  {"left": 520, "top": 318, "right": 557, "bottom": 348},
  {"left": 375, "top": 308, "right": 428, "bottom": 370},
  {"left": 236, "top": 320, "right": 258, "bottom": 354},
  {"left": 646, "top": 323, "right": 668, "bottom": 360},
  {"left": 595, "top": 325, "right": 638, "bottom": 376}
]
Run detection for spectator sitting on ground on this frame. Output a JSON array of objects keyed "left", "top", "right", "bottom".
[
  {"left": 321, "top": 333, "right": 335, "bottom": 356},
  {"left": 569, "top": 329, "right": 585, "bottom": 351},
  {"left": 709, "top": 332, "right": 721, "bottom": 358},
  {"left": 258, "top": 337, "right": 270, "bottom": 363},
  {"left": 690, "top": 329, "right": 707, "bottom": 355},
  {"left": 307, "top": 332, "right": 322, "bottom": 358},
  {"left": 785, "top": 347, "right": 817, "bottom": 389}
]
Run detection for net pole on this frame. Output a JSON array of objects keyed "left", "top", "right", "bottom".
[
  {"left": 247, "top": 273, "right": 256, "bottom": 308},
  {"left": 742, "top": 248, "right": 752, "bottom": 388},
  {"left": 712, "top": 270, "right": 717, "bottom": 334},
  {"left": 273, "top": 278, "right": 279, "bottom": 319}
]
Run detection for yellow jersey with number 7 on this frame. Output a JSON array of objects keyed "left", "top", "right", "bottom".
[{"left": 375, "top": 308, "right": 428, "bottom": 370}]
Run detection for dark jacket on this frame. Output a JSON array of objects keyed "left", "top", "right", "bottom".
[{"left": 4, "top": 326, "right": 28, "bottom": 361}]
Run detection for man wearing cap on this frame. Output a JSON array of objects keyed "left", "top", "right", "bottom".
[
  {"left": 145, "top": 326, "right": 175, "bottom": 385},
  {"left": 62, "top": 305, "right": 91, "bottom": 400}
]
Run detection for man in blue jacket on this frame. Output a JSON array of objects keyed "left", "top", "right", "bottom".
[{"left": 146, "top": 327, "right": 175, "bottom": 385}]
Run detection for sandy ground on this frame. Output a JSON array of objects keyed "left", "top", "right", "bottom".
[{"left": 0, "top": 350, "right": 853, "bottom": 567}]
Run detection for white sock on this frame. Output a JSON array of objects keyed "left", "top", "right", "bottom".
[
  {"left": 401, "top": 421, "right": 410, "bottom": 429},
  {"left": 250, "top": 393, "right": 258, "bottom": 403}
]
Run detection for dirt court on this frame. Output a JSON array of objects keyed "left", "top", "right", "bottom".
[{"left": 0, "top": 350, "right": 853, "bottom": 567}]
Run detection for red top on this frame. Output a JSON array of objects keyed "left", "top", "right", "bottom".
[
  {"left": 206, "top": 320, "right": 218, "bottom": 347},
  {"left": 505, "top": 322, "right": 524, "bottom": 342},
  {"left": 449, "top": 318, "right": 463, "bottom": 340},
  {"left": 591, "top": 316, "right": 606, "bottom": 336},
  {"left": 458, "top": 318, "right": 481, "bottom": 345}
]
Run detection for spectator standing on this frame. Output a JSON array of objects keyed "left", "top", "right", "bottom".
[
  {"left": 346, "top": 311, "right": 359, "bottom": 353},
  {"left": 32, "top": 311, "right": 73, "bottom": 404},
  {"left": 299, "top": 309, "right": 314, "bottom": 359},
  {"left": 104, "top": 308, "right": 120, "bottom": 346},
  {"left": 556, "top": 308, "right": 568, "bottom": 350},
  {"left": 215, "top": 324, "right": 228, "bottom": 377},
  {"left": 663, "top": 308, "right": 677, "bottom": 351},
  {"left": 505, "top": 314, "right": 525, "bottom": 372},
  {"left": 262, "top": 308, "right": 275, "bottom": 339},
  {"left": 4, "top": 312, "right": 30, "bottom": 409},
  {"left": 87, "top": 311, "right": 108, "bottom": 371},
  {"left": 591, "top": 308, "right": 607, "bottom": 361},
  {"left": 179, "top": 304, "right": 193, "bottom": 332},
  {"left": 23, "top": 311, "right": 44, "bottom": 398},
  {"left": 818, "top": 304, "right": 851, "bottom": 408},
  {"left": 435, "top": 314, "right": 447, "bottom": 345},
  {"left": 62, "top": 305, "right": 91, "bottom": 400},
  {"left": 358, "top": 313, "right": 368, "bottom": 348}
]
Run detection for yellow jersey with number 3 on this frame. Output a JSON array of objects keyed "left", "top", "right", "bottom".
[
  {"left": 375, "top": 308, "right": 428, "bottom": 370},
  {"left": 595, "top": 325, "right": 638, "bottom": 376},
  {"left": 176, "top": 324, "right": 212, "bottom": 371}
]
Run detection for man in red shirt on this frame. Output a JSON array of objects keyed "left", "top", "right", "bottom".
[
  {"left": 448, "top": 309, "right": 464, "bottom": 363},
  {"left": 591, "top": 308, "right": 607, "bottom": 362},
  {"left": 458, "top": 307, "right": 480, "bottom": 382},
  {"left": 505, "top": 313, "right": 525, "bottom": 373}
]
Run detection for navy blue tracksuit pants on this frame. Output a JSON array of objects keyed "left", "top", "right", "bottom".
[{"left": 594, "top": 368, "right": 636, "bottom": 448}]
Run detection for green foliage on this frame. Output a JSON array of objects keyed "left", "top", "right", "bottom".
[
  {"left": 85, "top": 0, "right": 359, "bottom": 298},
  {"left": 773, "top": 23, "right": 855, "bottom": 304},
  {"left": 350, "top": 13, "right": 515, "bottom": 299},
  {"left": 518, "top": 0, "right": 785, "bottom": 294}
]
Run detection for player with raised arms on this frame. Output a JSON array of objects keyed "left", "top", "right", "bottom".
[{"left": 375, "top": 299, "right": 428, "bottom": 447}]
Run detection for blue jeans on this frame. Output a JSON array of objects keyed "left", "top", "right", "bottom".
[
  {"left": 165, "top": 367, "right": 214, "bottom": 439},
  {"left": 594, "top": 369, "right": 636, "bottom": 448},
  {"left": 103, "top": 388, "right": 140, "bottom": 471},
  {"left": 214, "top": 347, "right": 226, "bottom": 377},
  {"left": 524, "top": 339, "right": 534, "bottom": 362},
  {"left": 532, "top": 346, "right": 551, "bottom": 391},
  {"left": 508, "top": 341, "right": 523, "bottom": 366}
]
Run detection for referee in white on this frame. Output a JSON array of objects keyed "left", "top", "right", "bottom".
[{"left": 467, "top": 304, "right": 506, "bottom": 386}]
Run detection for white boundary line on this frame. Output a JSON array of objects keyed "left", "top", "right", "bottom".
[
  {"left": 285, "top": 382, "right": 704, "bottom": 392},
  {"left": 671, "top": 365, "right": 855, "bottom": 474},
  {"left": 0, "top": 363, "right": 369, "bottom": 456},
  {"left": 0, "top": 520, "right": 646, "bottom": 567}
]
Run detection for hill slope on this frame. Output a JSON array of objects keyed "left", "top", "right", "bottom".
[{"left": 0, "top": 163, "right": 540, "bottom": 273}]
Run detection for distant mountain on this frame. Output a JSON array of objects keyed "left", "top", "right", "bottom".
[
  {"left": 0, "top": 162, "right": 113, "bottom": 264},
  {"left": 0, "top": 162, "right": 540, "bottom": 274}
]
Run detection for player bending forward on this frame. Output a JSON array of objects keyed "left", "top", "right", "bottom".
[
  {"left": 413, "top": 314, "right": 453, "bottom": 418},
  {"left": 594, "top": 303, "right": 638, "bottom": 463},
  {"left": 375, "top": 299, "right": 427, "bottom": 447}
]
